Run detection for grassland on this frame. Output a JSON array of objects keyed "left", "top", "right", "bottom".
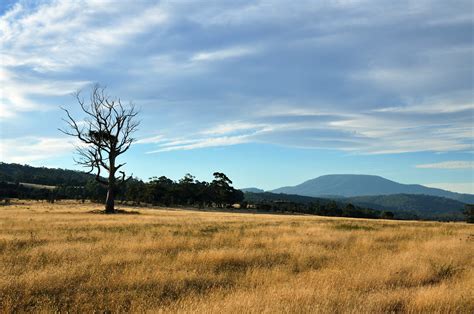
[{"left": 1, "top": 200, "right": 473, "bottom": 313}]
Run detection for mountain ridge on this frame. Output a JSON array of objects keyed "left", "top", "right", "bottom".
[
  {"left": 271, "top": 174, "right": 474, "bottom": 204},
  {"left": 240, "top": 187, "right": 265, "bottom": 193}
]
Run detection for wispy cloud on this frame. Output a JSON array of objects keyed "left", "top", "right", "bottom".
[
  {"left": 0, "top": 137, "right": 76, "bottom": 163},
  {"left": 135, "top": 135, "right": 166, "bottom": 144},
  {"left": 201, "top": 122, "right": 270, "bottom": 135},
  {"left": 191, "top": 46, "right": 258, "bottom": 62},
  {"left": 147, "top": 134, "right": 252, "bottom": 153},
  {"left": 0, "top": 67, "right": 90, "bottom": 117},
  {"left": 1, "top": 1, "right": 167, "bottom": 71},
  {"left": 374, "top": 103, "right": 474, "bottom": 114},
  {"left": 142, "top": 103, "right": 473, "bottom": 154},
  {"left": 1, "top": 0, "right": 472, "bottom": 163},
  {"left": 0, "top": 1, "right": 167, "bottom": 118},
  {"left": 416, "top": 161, "right": 474, "bottom": 169}
]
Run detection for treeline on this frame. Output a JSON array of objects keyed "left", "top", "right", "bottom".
[
  {"left": 0, "top": 178, "right": 389, "bottom": 220},
  {"left": 344, "top": 194, "right": 465, "bottom": 220},
  {"left": 1, "top": 162, "right": 471, "bottom": 222},
  {"left": 245, "top": 196, "right": 391, "bottom": 219},
  {"left": 0, "top": 172, "right": 244, "bottom": 208},
  {"left": 120, "top": 172, "right": 244, "bottom": 207}
]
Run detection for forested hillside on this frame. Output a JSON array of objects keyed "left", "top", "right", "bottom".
[
  {"left": 0, "top": 166, "right": 244, "bottom": 208},
  {"left": 0, "top": 163, "right": 94, "bottom": 186},
  {"left": 345, "top": 194, "right": 465, "bottom": 220},
  {"left": 245, "top": 191, "right": 467, "bottom": 221}
]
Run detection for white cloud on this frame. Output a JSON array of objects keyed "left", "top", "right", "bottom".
[
  {"left": 147, "top": 134, "right": 252, "bottom": 153},
  {"left": 191, "top": 46, "right": 258, "bottom": 62},
  {"left": 0, "top": 137, "right": 76, "bottom": 163},
  {"left": 374, "top": 103, "right": 474, "bottom": 114},
  {"left": 1, "top": 1, "right": 168, "bottom": 71},
  {"left": 255, "top": 105, "right": 338, "bottom": 118},
  {"left": 0, "top": 1, "right": 167, "bottom": 118},
  {"left": 136, "top": 135, "right": 166, "bottom": 144},
  {"left": 359, "top": 67, "right": 436, "bottom": 91},
  {"left": 201, "top": 122, "right": 269, "bottom": 135},
  {"left": 141, "top": 103, "right": 473, "bottom": 154},
  {"left": 0, "top": 67, "right": 90, "bottom": 117},
  {"left": 416, "top": 161, "right": 474, "bottom": 169}
]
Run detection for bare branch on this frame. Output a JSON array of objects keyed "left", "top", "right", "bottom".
[{"left": 60, "top": 84, "right": 140, "bottom": 211}]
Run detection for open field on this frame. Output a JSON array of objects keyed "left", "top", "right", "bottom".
[{"left": 1, "top": 201, "right": 473, "bottom": 313}]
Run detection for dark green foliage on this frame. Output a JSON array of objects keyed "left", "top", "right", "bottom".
[
  {"left": 243, "top": 191, "right": 466, "bottom": 221},
  {"left": 381, "top": 211, "right": 395, "bottom": 219},
  {"left": 345, "top": 194, "right": 466, "bottom": 221},
  {"left": 243, "top": 192, "right": 381, "bottom": 219},
  {"left": 244, "top": 192, "right": 327, "bottom": 204},
  {"left": 0, "top": 181, "right": 52, "bottom": 200},
  {"left": 464, "top": 204, "right": 474, "bottom": 223},
  {"left": 210, "top": 172, "right": 244, "bottom": 207},
  {"left": 0, "top": 163, "right": 243, "bottom": 208},
  {"left": 138, "top": 173, "right": 244, "bottom": 207},
  {"left": 0, "top": 162, "right": 95, "bottom": 186}
]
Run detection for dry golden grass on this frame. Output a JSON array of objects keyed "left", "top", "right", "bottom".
[{"left": 1, "top": 200, "right": 473, "bottom": 313}]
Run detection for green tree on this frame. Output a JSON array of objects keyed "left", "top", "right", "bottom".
[
  {"left": 179, "top": 174, "right": 197, "bottom": 205},
  {"left": 210, "top": 172, "right": 241, "bottom": 207}
]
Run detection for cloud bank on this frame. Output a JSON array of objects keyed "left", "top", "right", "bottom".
[{"left": 1, "top": 0, "right": 473, "bottom": 159}]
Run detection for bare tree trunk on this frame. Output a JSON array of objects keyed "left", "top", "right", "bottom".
[
  {"left": 105, "top": 155, "right": 116, "bottom": 214},
  {"left": 105, "top": 187, "right": 115, "bottom": 213}
]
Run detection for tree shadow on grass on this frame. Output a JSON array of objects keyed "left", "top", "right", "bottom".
[{"left": 88, "top": 209, "right": 140, "bottom": 215}]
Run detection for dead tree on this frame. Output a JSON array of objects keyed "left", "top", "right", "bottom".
[{"left": 60, "top": 84, "right": 139, "bottom": 213}]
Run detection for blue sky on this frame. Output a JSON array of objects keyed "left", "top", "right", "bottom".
[{"left": 0, "top": 0, "right": 473, "bottom": 193}]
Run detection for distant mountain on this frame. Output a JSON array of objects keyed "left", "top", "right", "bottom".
[
  {"left": 271, "top": 174, "right": 474, "bottom": 204},
  {"left": 240, "top": 187, "right": 265, "bottom": 193}
]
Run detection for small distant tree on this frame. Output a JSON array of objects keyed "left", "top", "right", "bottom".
[
  {"left": 381, "top": 211, "right": 395, "bottom": 219},
  {"left": 60, "top": 84, "right": 140, "bottom": 213},
  {"left": 464, "top": 204, "right": 474, "bottom": 223}
]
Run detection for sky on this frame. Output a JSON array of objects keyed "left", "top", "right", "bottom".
[{"left": 0, "top": 0, "right": 473, "bottom": 193}]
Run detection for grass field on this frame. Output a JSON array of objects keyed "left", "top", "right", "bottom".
[{"left": 1, "top": 200, "right": 473, "bottom": 313}]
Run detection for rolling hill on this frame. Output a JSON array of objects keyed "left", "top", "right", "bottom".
[
  {"left": 0, "top": 162, "right": 94, "bottom": 186},
  {"left": 271, "top": 174, "right": 474, "bottom": 203},
  {"left": 241, "top": 187, "right": 265, "bottom": 193},
  {"left": 245, "top": 191, "right": 466, "bottom": 221},
  {"left": 344, "top": 194, "right": 466, "bottom": 220}
]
